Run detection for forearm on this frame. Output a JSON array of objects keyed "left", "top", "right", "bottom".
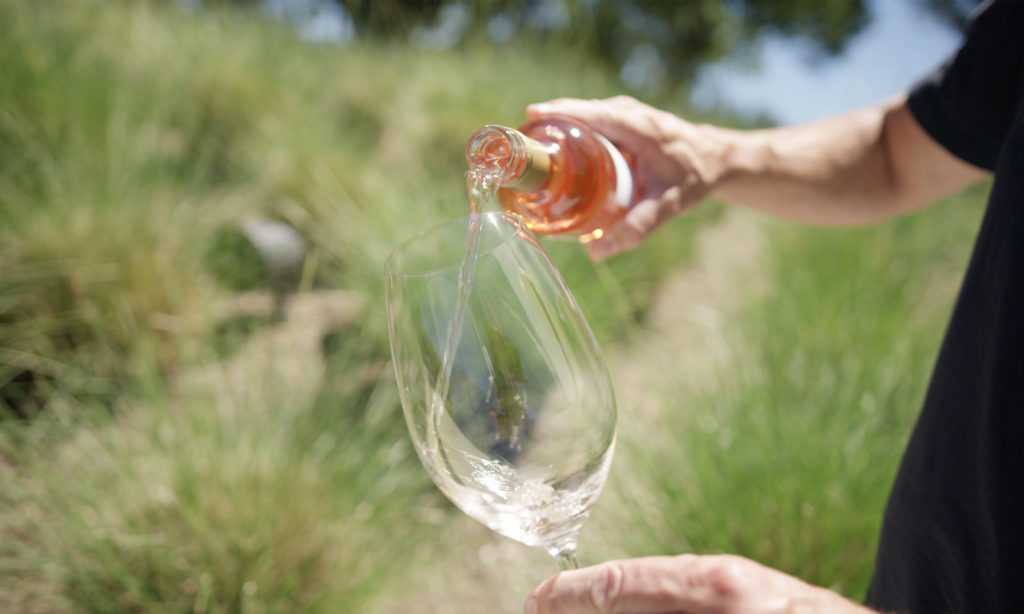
[
  {"left": 700, "top": 96, "right": 986, "bottom": 225},
  {"left": 707, "top": 104, "right": 896, "bottom": 224}
]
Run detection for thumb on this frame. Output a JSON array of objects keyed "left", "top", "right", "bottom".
[
  {"left": 586, "top": 197, "right": 662, "bottom": 261},
  {"left": 526, "top": 561, "right": 626, "bottom": 614},
  {"left": 528, "top": 557, "right": 704, "bottom": 614}
]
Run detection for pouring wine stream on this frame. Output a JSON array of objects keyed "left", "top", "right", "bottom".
[
  {"left": 433, "top": 130, "right": 519, "bottom": 430},
  {"left": 408, "top": 135, "right": 611, "bottom": 572}
]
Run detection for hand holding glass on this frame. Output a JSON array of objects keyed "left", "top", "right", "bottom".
[{"left": 385, "top": 212, "right": 616, "bottom": 570}]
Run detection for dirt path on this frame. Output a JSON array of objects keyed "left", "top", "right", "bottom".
[
  {"left": 173, "top": 289, "right": 365, "bottom": 414},
  {"left": 603, "top": 209, "right": 767, "bottom": 422},
  {"left": 371, "top": 209, "right": 768, "bottom": 614}
]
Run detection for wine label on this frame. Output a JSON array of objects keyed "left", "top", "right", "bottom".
[{"left": 596, "top": 133, "right": 634, "bottom": 209}]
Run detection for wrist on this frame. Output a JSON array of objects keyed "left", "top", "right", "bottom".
[{"left": 697, "top": 123, "right": 766, "bottom": 199}]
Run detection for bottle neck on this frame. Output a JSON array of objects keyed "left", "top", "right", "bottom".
[{"left": 466, "top": 125, "right": 551, "bottom": 191}]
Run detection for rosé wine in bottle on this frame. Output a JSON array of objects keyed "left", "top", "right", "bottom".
[{"left": 465, "top": 116, "right": 635, "bottom": 242}]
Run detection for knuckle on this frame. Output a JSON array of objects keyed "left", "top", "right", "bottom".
[
  {"left": 588, "top": 562, "right": 625, "bottom": 613},
  {"left": 701, "top": 556, "right": 749, "bottom": 598}
]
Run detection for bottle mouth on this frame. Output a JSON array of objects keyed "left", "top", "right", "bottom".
[{"left": 466, "top": 125, "right": 528, "bottom": 186}]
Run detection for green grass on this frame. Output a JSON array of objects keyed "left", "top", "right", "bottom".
[
  {"left": 600, "top": 185, "right": 986, "bottom": 600},
  {"left": 0, "top": 373, "right": 437, "bottom": 614},
  {"left": 0, "top": 0, "right": 713, "bottom": 610},
  {"left": 0, "top": 0, "right": 990, "bottom": 611}
]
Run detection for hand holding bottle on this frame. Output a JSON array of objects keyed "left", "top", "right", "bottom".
[{"left": 526, "top": 96, "right": 727, "bottom": 261}]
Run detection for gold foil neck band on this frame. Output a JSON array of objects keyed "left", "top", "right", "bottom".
[{"left": 506, "top": 137, "right": 551, "bottom": 192}]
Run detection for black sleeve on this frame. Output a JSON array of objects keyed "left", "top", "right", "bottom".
[{"left": 907, "top": 0, "right": 1024, "bottom": 171}]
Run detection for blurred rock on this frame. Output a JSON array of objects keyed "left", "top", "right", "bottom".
[{"left": 239, "top": 218, "right": 309, "bottom": 317}]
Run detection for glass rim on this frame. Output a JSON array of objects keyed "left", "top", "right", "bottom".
[{"left": 385, "top": 211, "right": 528, "bottom": 277}]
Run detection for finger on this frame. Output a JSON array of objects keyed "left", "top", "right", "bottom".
[
  {"left": 586, "top": 202, "right": 650, "bottom": 261},
  {"left": 525, "top": 97, "right": 601, "bottom": 121},
  {"left": 530, "top": 556, "right": 719, "bottom": 614},
  {"left": 587, "top": 191, "right": 683, "bottom": 261},
  {"left": 525, "top": 96, "right": 646, "bottom": 145}
]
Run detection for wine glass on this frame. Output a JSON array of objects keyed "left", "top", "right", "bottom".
[{"left": 385, "top": 211, "right": 616, "bottom": 570}]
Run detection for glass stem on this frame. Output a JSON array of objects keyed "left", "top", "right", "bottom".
[{"left": 555, "top": 549, "right": 580, "bottom": 571}]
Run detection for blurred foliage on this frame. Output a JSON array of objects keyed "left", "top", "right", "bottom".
[
  {"left": 204, "top": 226, "right": 267, "bottom": 292},
  {"left": 735, "top": 0, "right": 868, "bottom": 54},
  {"left": 335, "top": 0, "right": 872, "bottom": 86},
  {"left": 340, "top": 0, "right": 445, "bottom": 34}
]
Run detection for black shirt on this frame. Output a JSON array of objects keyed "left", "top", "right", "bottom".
[{"left": 865, "top": 2, "right": 1024, "bottom": 612}]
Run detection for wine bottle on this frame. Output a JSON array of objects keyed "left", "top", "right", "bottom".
[{"left": 466, "top": 115, "right": 635, "bottom": 241}]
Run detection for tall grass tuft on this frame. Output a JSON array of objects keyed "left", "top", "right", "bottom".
[{"left": 0, "top": 373, "right": 437, "bottom": 613}]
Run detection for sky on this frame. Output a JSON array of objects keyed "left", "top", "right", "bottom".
[{"left": 692, "top": 0, "right": 964, "bottom": 126}]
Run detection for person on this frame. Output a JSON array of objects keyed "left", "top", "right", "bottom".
[{"left": 522, "top": 1, "right": 1024, "bottom": 613}]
